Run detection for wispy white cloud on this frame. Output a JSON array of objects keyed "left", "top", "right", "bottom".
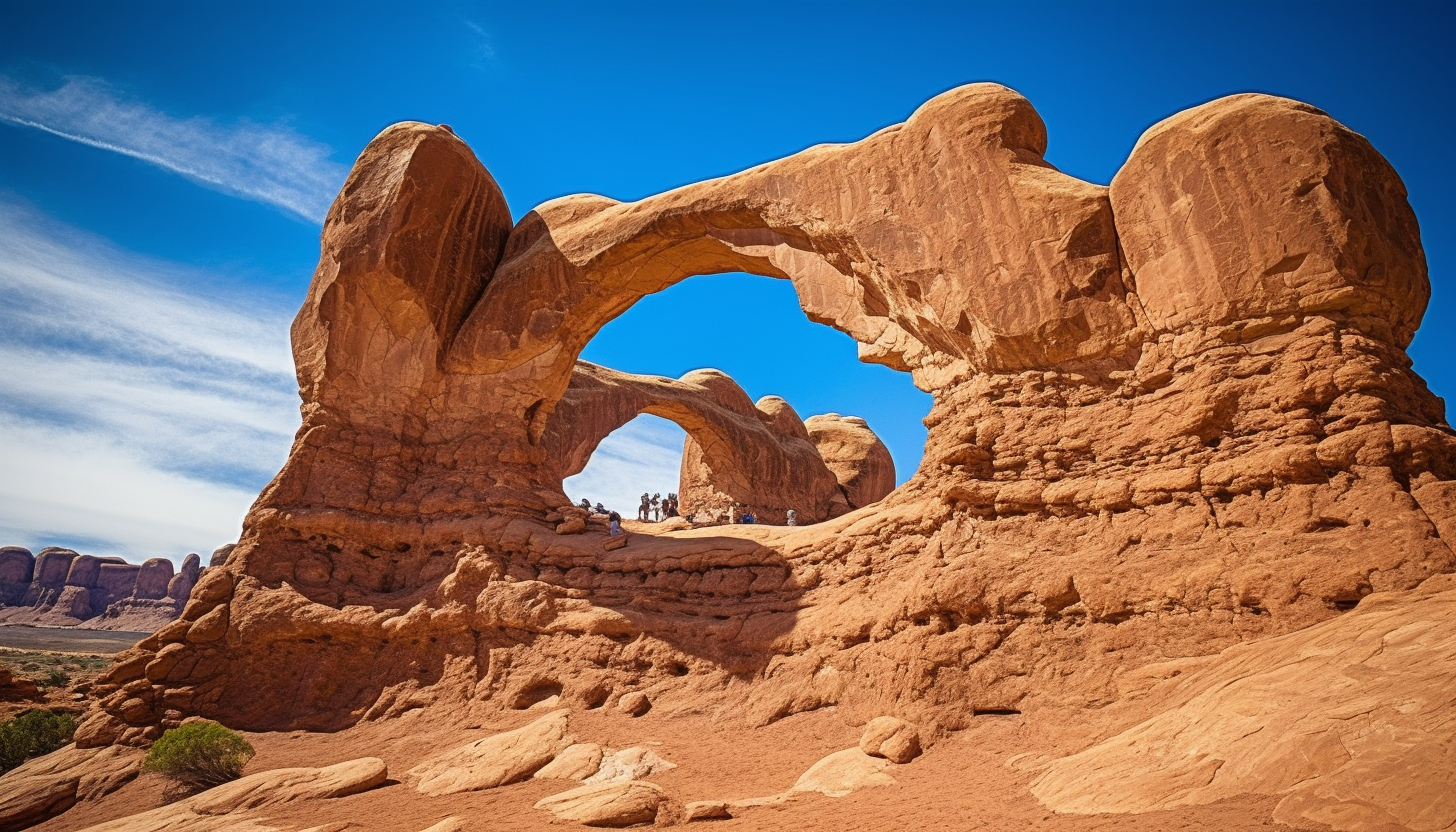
[
  {"left": 0, "top": 200, "right": 300, "bottom": 562},
  {"left": 0, "top": 75, "right": 346, "bottom": 222},
  {"left": 0, "top": 415, "right": 266, "bottom": 562},
  {"left": 563, "top": 414, "right": 685, "bottom": 515},
  {"left": 464, "top": 20, "right": 497, "bottom": 60}
]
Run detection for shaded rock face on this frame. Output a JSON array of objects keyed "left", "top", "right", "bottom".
[
  {"left": 77, "top": 86, "right": 1454, "bottom": 779},
  {"left": 0, "top": 548, "right": 206, "bottom": 631},
  {"left": 23, "top": 548, "right": 78, "bottom": 607},
  {"left": 0, "top": 547, "right": 34, "bottom": 606},
  {"left": 543, "top": 362, "right": 883, "bottom": 524},
  {"left": 803, "top": 414, "right": 896, "bottom": 510}
]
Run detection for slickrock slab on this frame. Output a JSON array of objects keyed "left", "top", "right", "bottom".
[
  {"left": 0, "top": 744, "right": 141, "bottom": 831},
  {"left": 189, "top": 756, "right": 387, "bottom": 814},
  {"left": 534, "top": 780, "right": 665, "bottom": 827},
  {"left": 75, "top": 757, "right": 386, "bottom": 832},
  {"left": 0, "top": 773, "right": 75, "bottom": 832},
  {"left": 534, "top": 743, "right": 605, "bottom": 781},
  {"left": 1032, "top": 574, "right": 1456, "bottom": 832},
  {"left": 584, "top": 746, "right": 676, "bottom": 784},
  {"left": 409, "top": 709, "right": 572, "bottom": 795}
]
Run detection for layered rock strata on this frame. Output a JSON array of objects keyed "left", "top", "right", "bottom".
[{"left": 71, "top": 85, "right": 1453, "bottom": 832}]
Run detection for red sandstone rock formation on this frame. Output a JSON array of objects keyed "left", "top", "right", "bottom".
[
  {"left": 541, "top": 362, "right": 873, "bottom": 524},
  {"left": 62, "top": 85, "right": 1455, "bottom": 828}
]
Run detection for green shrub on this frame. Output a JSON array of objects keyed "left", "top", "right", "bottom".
[
  {"left": 143, "top": 721, "right": 255, "bottom": 796},
  {"left": 39, "top": 668, "right": 70, "bottom": 688},
  {"left": 0, "top": 709, "right": 78, "bottom": 774}
]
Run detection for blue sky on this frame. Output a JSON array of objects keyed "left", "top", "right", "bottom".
[{"left": 1, "top": 1, "right": 1452, "bottom": 561}]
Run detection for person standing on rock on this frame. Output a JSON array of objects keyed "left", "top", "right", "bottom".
[
  {"left": 651, "top": 493, "right": 662, "bottom": 521},
  {"left": 608, "top": 510, "right": 623, "bottom": 536},
  {"left": 638, "top": 493, "right": 651, "bottom": 521},
  {"left": 727, "top": 504, "right": 737, "bottom": 525},
  {"left": 786, "top": 509, "right": 797, "bottom": 526}
]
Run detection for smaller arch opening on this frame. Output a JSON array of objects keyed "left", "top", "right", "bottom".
[{"left": 563, "top": 413, "right": 685, "bottom": 520}]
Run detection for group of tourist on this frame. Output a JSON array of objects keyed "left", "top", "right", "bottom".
[
  {"left": 707, "top": 504, "right": 797, "bottom": 526},
  {"left": 577, "top": 497, "right": 625, "bottom": 535},
  {"left": 576, "top": 496, "right": 801, "bottom": 534},
  {"left": 637, "top": 492, "right": 680, "bottom": 521}
]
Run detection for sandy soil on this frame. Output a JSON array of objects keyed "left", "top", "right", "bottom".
[
  {"left": 0, "top": 626, "right": 148, "bottom": 654},
  {"left": 0, "top": 627, "right": 142, "bottom": 719},
  {"left": 34, "top": 705, "right": 1304, "bottom": 831}
]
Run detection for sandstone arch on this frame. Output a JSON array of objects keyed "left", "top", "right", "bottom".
[
  {"left": 73, "top": 85, "right": 1456, "bottom": 828},
  {"left": 447, "top": 83, "right": 1136, "bottom": 392},
  {"left": 546, "top": 362, "right": 892, "bottom": 523}
]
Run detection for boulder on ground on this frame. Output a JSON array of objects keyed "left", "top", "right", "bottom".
[
  {"left": 534, "top": 743, "right": 604, "bottom": 781},
  {"left": 534, "top": 780, "right": 665, "bottom": 827},
  {"left": 859, "top": 716, "right": 922, "bottom": 763},
  {"left": 584, "top": 746, "right": 676, "bottom": 784},
  {"left": 616, "top": 691, "right": 650, "bottom": 716},
  {"left": 684, "top": 800, "right": 731, "bottom": 821},
  {"left": 791, "top": 748, "right": 896, "bottom": 798},
  {"left": 409, "top": 709, "right": 572, "bottom": 795}
]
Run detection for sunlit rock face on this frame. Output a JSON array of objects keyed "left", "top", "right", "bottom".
[{"left": 73, "top": 86, "right": 1455, "bottom": 828}]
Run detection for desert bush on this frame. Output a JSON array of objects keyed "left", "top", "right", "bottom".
[
  {"left": 143, "top": 721, "right": 255, "bottom": 797},
  {"left": 39, "top": 668, "right": 70, "bottom": 688},
  {"left": 0, "top": 709, "right": 78, "bottom": 774}
]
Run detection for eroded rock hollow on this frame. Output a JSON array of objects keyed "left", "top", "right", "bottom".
[{"left": 74, "top": 82, "right": 1455, "bottom": 826}]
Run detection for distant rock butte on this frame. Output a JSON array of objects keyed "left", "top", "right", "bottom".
[
  {"left": 55, "top": 85, "right": 1454, "bottom": 829},
  {"left": 0, "top": 547, "right": 209, "bottom": 631}
]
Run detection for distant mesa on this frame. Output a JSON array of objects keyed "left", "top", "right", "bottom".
[{"left": 0, "top": 544, "right": 225, "bottom": 632}]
